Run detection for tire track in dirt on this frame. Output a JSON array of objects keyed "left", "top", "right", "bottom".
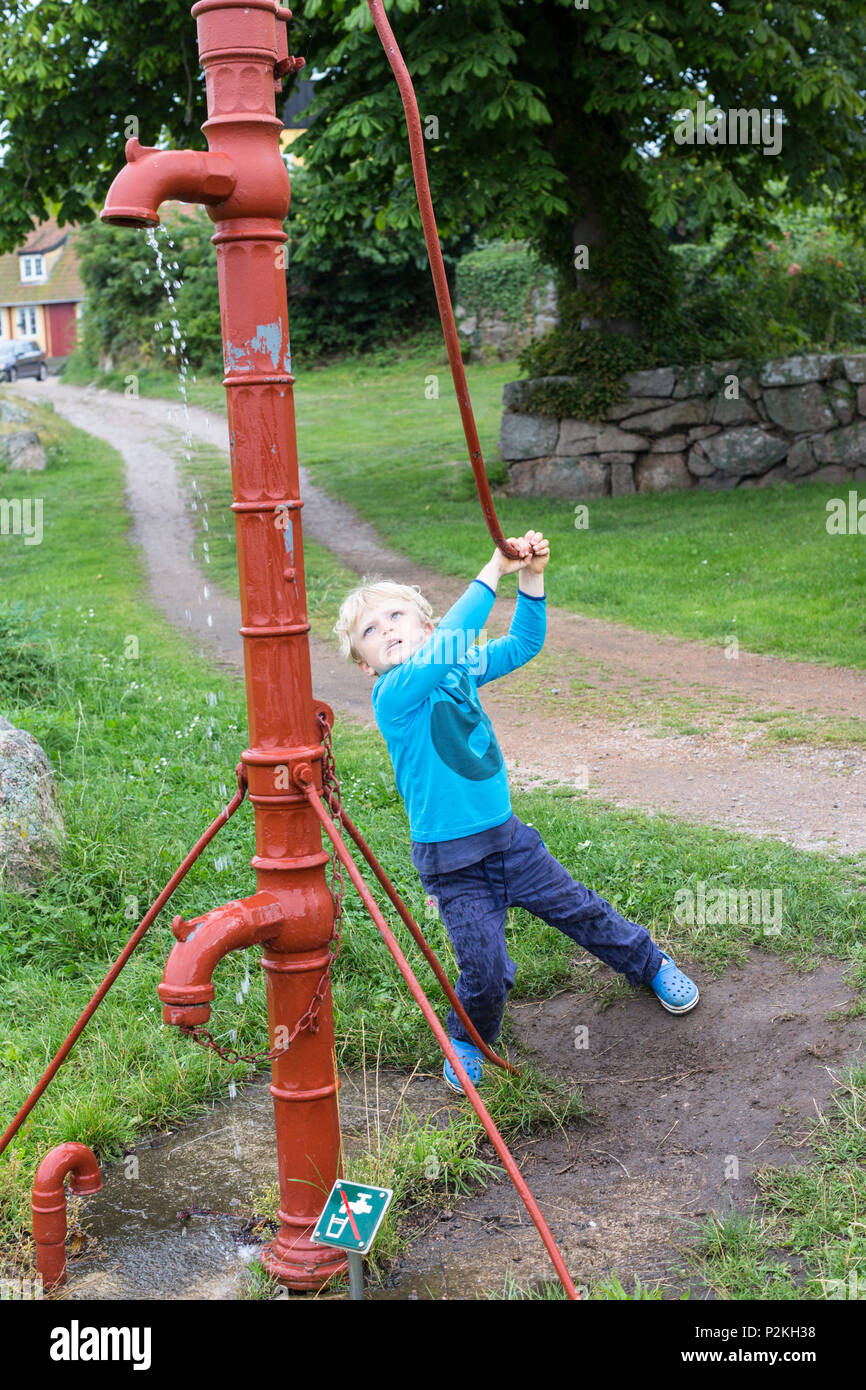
[{"left": 19, "top": 377, "right": 866, "bottom": 857}]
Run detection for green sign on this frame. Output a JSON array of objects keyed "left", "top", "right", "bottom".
[{"left": 312, "top": 1180, "right": 393, "bottom": 1254}]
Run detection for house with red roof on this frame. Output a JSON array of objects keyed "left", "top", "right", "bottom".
[{"left": 0, "top": 219, "right": 85, "bottom": 359}]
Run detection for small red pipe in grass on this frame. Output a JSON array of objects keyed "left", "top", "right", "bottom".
[{"left": 32, "top": 1143, "right": 102, "bottom": 1290}]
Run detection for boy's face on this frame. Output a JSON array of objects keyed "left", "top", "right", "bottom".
[{"left": 353, "top": 599, "right": 434, "bottom": 679}]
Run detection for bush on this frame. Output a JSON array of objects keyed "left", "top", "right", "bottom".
[
  {"left": 513, "top": 189, "right": 866, "bottom": 420},
  {"left": 76, "top": 221, "right": 168, "bottom": 370},
  {"left": 169, "top": 218, "right": 224, "bottom": 377},
  {"left": 75, "top": 210, "right": 219, "bottom": 375},
  {"left": 670, "top": 196, "right": 866, "bottom": 360},
  {"left": 284, "top": 165, "right": 472, "bottom": 365},
  {"left": 516, "top": 286, "right": 650, "bottom": 419}
]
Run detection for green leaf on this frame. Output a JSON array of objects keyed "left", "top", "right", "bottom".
[
  {"left": 343, "top": 3, "right": 372, "bottom": 31},
  {"left": 527, "top": 97, "right": 552, "bottom": 123}
]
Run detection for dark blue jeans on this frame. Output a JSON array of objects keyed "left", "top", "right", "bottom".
[{"left": 416, "top": 817, "right": 664, "bottom": 1046}]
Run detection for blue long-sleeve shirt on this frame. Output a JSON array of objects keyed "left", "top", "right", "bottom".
[{"left": 371, "top": 579, "right": 546, "bottom": 864}]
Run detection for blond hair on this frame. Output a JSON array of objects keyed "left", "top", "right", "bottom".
[{"left": 333, "top": 576, "right": 440, "bottom": 664}]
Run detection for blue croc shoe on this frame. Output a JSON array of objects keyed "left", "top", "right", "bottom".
[
  {"left": 443, "top": 1039, "right": 484, "bottom": 1095},
  {"left": 649, "top": 950, "right": 699, "bottom": 1014}
]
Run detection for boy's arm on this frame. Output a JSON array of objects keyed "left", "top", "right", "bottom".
[
  {"left": 473, "top": 568, "right": 546, "bottom": 686},
  {"left": 373, "top": 571, "right": 499, "bottom": 722}
]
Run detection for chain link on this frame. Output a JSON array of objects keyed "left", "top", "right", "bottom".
[{"left": 182, "top": 714, "right": 345, "bottom": 1066}]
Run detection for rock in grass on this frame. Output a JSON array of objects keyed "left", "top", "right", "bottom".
[
  {"left": 0, "top": 430, "right": 46, "bottom": 471},
  {"left": 0, "top": 717, "right": 66, "bottom": 892},
  {"left": 0, "top": 399, "right": 31, "bottom": 424}
]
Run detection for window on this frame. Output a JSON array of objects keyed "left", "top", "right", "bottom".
[
  {"left": 20, "top": 254, "right": 45, "bottom": 282},
  {"left": 15, "top": 307, "right": 38, "bottom": 337}
]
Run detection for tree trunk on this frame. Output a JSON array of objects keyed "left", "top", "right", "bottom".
[
  {"left": 571, "top": 182, "right": 642, "bottom": 339},
  {"left": 522, "top": 0, "right": 679, "bottom": 347}
]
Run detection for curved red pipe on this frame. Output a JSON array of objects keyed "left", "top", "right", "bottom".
[
  {"left": 366, "top": 0, "right": 522, "bottom": 565},
  {"left": 156, "top": 890, "right": 288, "bottom": 1027},
  {"left": 32, "top": 1143, "right": 102, "bottom": 1289}
]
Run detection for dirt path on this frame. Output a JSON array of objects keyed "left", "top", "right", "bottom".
[{"left": 17, "top": 376, "right": 865, "bottom": 857}]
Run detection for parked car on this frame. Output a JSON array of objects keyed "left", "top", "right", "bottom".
[{"left": 0, "top": 338, "right": 48, "bottom": 383}]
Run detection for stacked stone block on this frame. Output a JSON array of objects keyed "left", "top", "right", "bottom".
[{"left": 500, "top": 354, "right": 866, "bottom": 498}]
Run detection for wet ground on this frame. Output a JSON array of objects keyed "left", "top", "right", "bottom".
[{"left": 55, "top": 949, "right": 863, "bottom": 1301}]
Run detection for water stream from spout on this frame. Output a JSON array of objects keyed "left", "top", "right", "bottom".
[
  {"left": 144, "top": 225, "right": 267, "bottom": 1178},
  {"left": 145, "top": 223, "right": 249, "bottom": 1134},
  {"left": 145, "top": 224, "right": 212, "bottom": 574}
]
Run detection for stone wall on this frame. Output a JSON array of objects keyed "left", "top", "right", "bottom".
[
  {"left": 456, "top": 278, "right": 559, "bottom": 359},
  {"left": 500, "top": 353, "right": 866, "bottom": 498}
]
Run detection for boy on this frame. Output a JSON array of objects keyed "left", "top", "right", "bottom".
[{"left": 334, "top": 531, "right": 698, "bottom": 1095}]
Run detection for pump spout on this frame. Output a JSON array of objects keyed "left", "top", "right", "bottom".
[
  {"left": 100, "top": 137, "right": 237, "bottom": 228},
  {"left": 157, "top": 890, "right": 289, "bottom": 1029}
]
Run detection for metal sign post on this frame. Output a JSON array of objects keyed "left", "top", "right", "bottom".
[{"left": 347, "top": 1252, "right": 364, "bottom": 1301}]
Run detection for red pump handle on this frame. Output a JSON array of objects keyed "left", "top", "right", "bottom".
[{"left": 365, "top": 0, "right": 522, "bottom": 565}]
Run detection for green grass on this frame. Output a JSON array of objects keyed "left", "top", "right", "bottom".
[
  {"left": 302, "top": 458, "right": 866, "bottom": 673},
  {"left": 683, "top": 1062, "right": 866, "bottom": 1300},
  {"left": 60, "top": 338, "right": 866, "bottom": 669},
  {"left": 1, "top": 392, "right": 864, "bottom": 1299},
  {"left": 290, "top": 347, "right": 866, "bottom": 670}
]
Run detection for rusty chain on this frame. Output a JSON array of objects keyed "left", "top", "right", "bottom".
[{"left": 182, "top": 710, "right": 346, "bottom": 1066}]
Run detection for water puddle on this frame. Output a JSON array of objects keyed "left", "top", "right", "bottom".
[
  {"left": 58, "top": 1065, "right": 521, "bottom": 1301},
  {"left": 61, "top": 1078, "right": 277, "bottom": 1300}
]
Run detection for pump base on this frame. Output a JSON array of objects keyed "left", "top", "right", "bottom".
[{"left": 260, "top": 1234, "right": 348, "bottom": 1292}]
